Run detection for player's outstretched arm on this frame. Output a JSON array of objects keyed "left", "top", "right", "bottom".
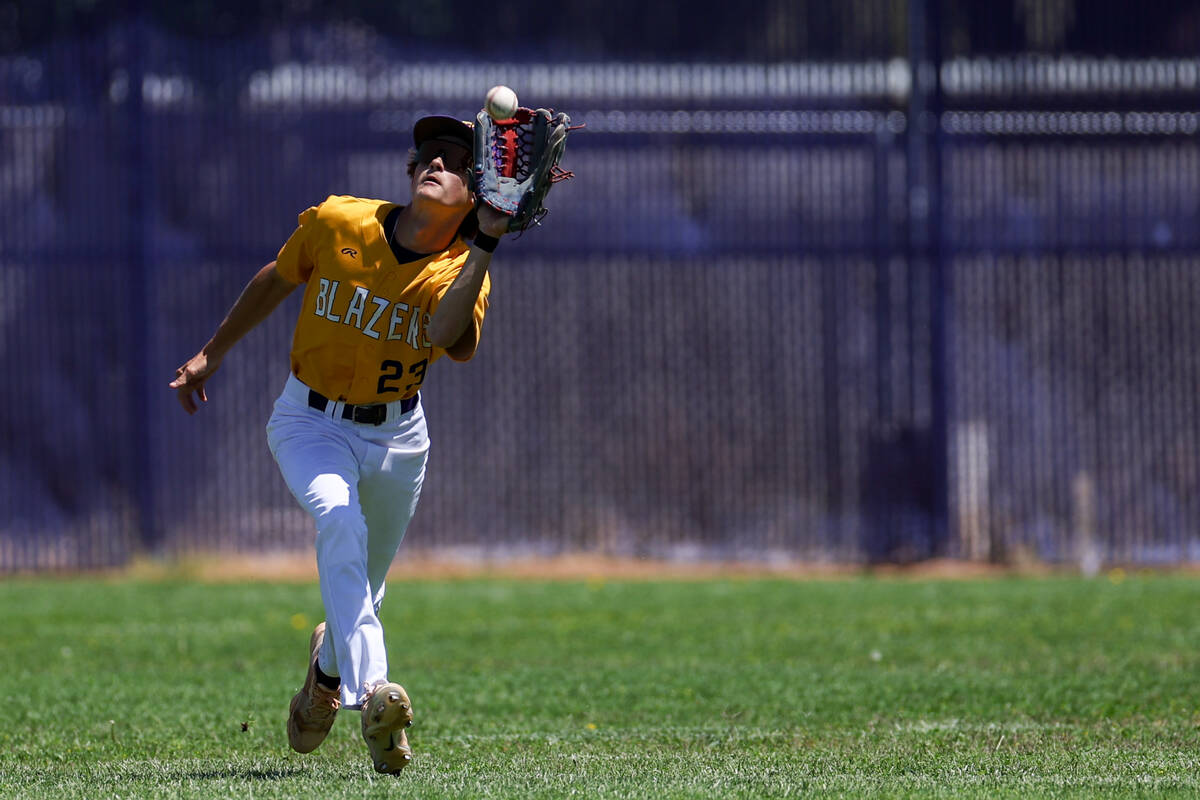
[
  {"left": 169, "top": 261, "right": 299, "bottom": 414},
  {"left": 428, "top": 205, "right": 508, "bottom": 360}
]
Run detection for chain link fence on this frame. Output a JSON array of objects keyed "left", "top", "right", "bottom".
[{"left": 2, "top": 1, "right": 1198, "bottom": 569}]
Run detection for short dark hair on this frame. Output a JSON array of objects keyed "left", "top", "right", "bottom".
[{"left": 406, "top": 147, "right": 480, "bottom": 241}]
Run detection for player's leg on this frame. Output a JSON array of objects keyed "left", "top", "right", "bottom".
[
  {"left": 266, "top": 399, "right": 386, "bottom": 710},
  {"left": 359, "top": 405, "right": 429, "bottom": 599},
  {"left": 354, "top": 403, "right": 429, "bottom": 774}
]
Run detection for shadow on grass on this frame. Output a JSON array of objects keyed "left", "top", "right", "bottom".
[{"left": 183, "top": 766, "right": 306, "bottom": 781}]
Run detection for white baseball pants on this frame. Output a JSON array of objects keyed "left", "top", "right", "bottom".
[{"left": 266, "top": 374, "right": 429, "bottom": 709}]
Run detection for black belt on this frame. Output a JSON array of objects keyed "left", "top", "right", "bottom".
[{"left": 307, "top": 389, "right": 417, "bottom": 425}]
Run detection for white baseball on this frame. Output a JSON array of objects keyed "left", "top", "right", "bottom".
[{"left": 485, "top": 85, "right": 519, "bottom": 120}]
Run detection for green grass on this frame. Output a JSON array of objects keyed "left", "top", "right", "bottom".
[{"left": 2, "top": 572, "right": 1199, "bottom": 798}]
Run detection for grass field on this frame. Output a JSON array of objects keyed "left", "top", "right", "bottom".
[{"left": 2, "top": 571, "right": 1199, "bottom": 798}]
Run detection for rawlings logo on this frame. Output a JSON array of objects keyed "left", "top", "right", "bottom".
[{"left": 341, "top": 247, "right": 358, "bottom": 258}]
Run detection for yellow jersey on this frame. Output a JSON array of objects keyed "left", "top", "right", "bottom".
[{"left": 274, "top": 195, "right": 489, "bottom": 404}]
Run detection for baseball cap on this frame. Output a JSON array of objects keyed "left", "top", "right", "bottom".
[{"left": 412, "top": 115, "right": 473, "bottom": 148}]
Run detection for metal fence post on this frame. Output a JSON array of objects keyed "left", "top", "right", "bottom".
[
  {"left": 907, "top": 0, "right": 950, "bottom": 556},
  {"left": 128, "top": 8, "right": 158, "bottom": 555}
]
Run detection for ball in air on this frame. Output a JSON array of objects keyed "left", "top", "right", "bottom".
[{"left": 485, "top": 85, "right": 519, "bottom": 120}]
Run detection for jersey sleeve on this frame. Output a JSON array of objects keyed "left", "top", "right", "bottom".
[{"left": 274, "top": 204, "right": 321, "bottom": 284}]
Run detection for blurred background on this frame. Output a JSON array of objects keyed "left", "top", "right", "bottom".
[{"left": 1, "top": 0, "right": 1198, "bottom": 571}]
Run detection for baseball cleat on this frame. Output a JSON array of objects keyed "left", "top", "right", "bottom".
[
  {"left": 361, "top": 681, "right": 414, "bottom": 774},
  {"left": 286, "top": 622, "right": 340, "bottom": 753}
]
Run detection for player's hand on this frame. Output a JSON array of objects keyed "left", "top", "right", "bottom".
[
  {"left": 169, "top": 351, "right": 221, "bottom": 414},
  {"left": 476, "top": 204, "right": 510, "bottom": 238}
]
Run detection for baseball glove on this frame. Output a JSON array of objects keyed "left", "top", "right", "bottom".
[{"left": 473, "top": 107, "right": 574, "bottom": 233}]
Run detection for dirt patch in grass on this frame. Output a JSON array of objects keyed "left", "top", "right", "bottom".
[{"left": 104, "top": 552, "right": 1081, "bottom": 583}]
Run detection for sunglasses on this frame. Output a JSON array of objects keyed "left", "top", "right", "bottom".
[{"left": 416, "top": 140, "right": 472, "bottom": 173}]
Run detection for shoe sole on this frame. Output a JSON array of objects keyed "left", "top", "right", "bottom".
[{"left": 362, "top": 683, "right": 414, "bottom": 774}]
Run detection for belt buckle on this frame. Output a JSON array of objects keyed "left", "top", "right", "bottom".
[{"left": 352, "top": 404, "right": 386, "bottom": 425}]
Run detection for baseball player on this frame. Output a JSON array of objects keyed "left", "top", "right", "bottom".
[{"left": 169, "top": 115, "right": 507, "bottom": 774}]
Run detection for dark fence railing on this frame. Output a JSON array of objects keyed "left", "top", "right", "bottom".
[{"left": 2, "top": 6, "right": 1198, "bottom": 569}]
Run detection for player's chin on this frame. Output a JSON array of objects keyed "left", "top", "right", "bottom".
[
  {"left": 415, "top": 183, "right": 459, "bottom": 204},
  {"left": 414, "top": 181, "right": 440, "bottom": 198},
  {"left": 417, "top": 188, "right": 472, "bottom": 212}
]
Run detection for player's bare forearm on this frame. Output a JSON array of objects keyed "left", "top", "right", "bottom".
[
  {"left": 429, "top": 245, "right": 490, "bottom": 355},
  {"left": 429, "top": 205, "right": 507, "bottom": 356},
  {"left": 169, "top": 261, "right": 298, "bottom": 413},
  {"left": 203, "top": 261, "right": 298, "bottom": 360}
]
